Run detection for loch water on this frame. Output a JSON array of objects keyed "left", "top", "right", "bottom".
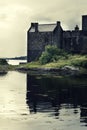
[{"left": 0, "top": 69, "right": 87, "bottom": 130}]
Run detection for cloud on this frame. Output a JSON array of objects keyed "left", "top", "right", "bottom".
[
  {"left": 25, "top": 0, "right": 85, "bottom": 29},
  {"left": 0, "top": 4, "right": 28, "bottom": 57},
  {"left": 0, "top": 0, "right": 87, "bottom": 57}
]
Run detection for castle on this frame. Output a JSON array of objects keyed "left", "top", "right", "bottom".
[{"left": 27, "top": 15, "right": 87, "bottom": 62}]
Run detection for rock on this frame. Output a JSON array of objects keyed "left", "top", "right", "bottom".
[
  {"left": 62, "top": 66, "right": 79, "bottom": 71},
  {"left": 16, "top": 65, "right": 80, "bottom": 76},
  {"left": 0, "top": 71, "right": 7, "bottom": 76},
  {"left": 61, "top": 66, "right": 79, "bottom": 76}
]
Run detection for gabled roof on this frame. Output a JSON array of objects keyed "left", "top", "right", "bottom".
[{"left": 29, "top": 24, "right": 57, "bottom": 32}]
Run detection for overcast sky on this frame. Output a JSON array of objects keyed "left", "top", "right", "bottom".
[{"left": 0, "top": 0, "right": 87, "bottom": 57}]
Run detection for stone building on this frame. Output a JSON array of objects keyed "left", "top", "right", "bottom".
[{"left": 27, "top": 15, "right": 87, "bottom": 62}]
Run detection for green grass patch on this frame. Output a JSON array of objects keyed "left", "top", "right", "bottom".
[
  {"left": 23, "top": 54, "right": 87, "bottom": 69},
  {"left": 23, "top": 61, "right": 41, "bottom": 68}
]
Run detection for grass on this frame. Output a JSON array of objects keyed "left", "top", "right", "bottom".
[
  {"left": 0, "top": 54, "right": 87, "bottom": 76},
  {"left": 0, "top": 65, "right": 16, "bottom": 71},
  {"left": 20, "top": 54, "right": 87, "bottom": 76},
  {"left": 22, "top": 54, "right": 87, "bottom": 69},
  {"left": 23, "top": 61, "right": 41, "bottom": 68}
]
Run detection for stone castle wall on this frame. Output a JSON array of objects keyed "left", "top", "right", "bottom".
[
  {"left": 27, "top": 31, "right": 53, "bottom": 62},
  {"left": 27, "top": 24, "right": 63, "bottom": 62},
  {"left": 27, "top": 15, "right": 87, "bottom": 62}
]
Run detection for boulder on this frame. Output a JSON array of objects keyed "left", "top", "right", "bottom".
[{"left": 61, "top": 66, "right": 79, "bottom": 76}]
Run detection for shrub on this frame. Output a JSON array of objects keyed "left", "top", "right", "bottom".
[
  {"left": 71, "top": 60, "right": 87, "bottom": 68},
  {"left": 81, "top": 60, "right": 87, "bottom": 68},
  {"left": 39, "top": 51, "right": 51, "bottom": 64},
  {"left": 39, "top": 45, "right": 68, "bottom": 64},
  {"left": 0, "top": 59, "right": 8, "bottom": 65}
]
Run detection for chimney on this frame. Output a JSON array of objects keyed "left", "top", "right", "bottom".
[
  {"left": 35, "top": 23, "right": 38, "bottom": 32},
  {"left": 31, "top": 23, "right": 38, "bottom": 32},
  {"left": 57, "top": 21, "right": 60, "bottom": 27},
  {"left": 31, "top": 23, "right": 34, "bottom": 27},
  {"left": 75, "top": 25, "right": 79, "bottom": 31}
]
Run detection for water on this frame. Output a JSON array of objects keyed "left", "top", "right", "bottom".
[
  {"left": 0, "top": 71, "right": 87, "bottom": 130},
  {"left": 8, "top": 60, "right": 27, "bottom": 65}
]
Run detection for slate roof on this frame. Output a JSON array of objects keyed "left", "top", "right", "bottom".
[{"left": 29, "top": 24, "right": 56, "bottom": 32}]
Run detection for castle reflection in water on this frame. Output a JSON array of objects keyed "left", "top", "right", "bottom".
[{"left": 26, "top": 74, "right": 87, "bottom": 126}]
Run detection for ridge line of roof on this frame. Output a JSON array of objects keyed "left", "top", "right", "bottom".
[{"left": 38, "top": 23, "right": 56, "bottom": 26}]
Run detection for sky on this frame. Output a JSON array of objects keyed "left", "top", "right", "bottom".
[{"left": 0, "top": 0, "right": 87, "bottom": 58}]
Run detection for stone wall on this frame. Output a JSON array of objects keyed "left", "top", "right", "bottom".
[
  {"left": 82, "top": 36, "right": 87, "bottom": 53},
  {"left": 62, "top": 30, "right": 87, "bottom": 53},
  {"left": 27, "top": 31, "right": 53, "bottom": 62},
  {"left": 82, "top": 15, "right": 87, "bottom": 31},
  {"left": 27, "top": 16, "right": 87, "bottom": 62},
  {"left": 53, "top": 25, "right": 63, "bottom": 48}
]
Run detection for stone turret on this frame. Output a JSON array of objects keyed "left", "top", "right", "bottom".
[{"left": 82, "top": 15, "right": 87, "bottom": 31}]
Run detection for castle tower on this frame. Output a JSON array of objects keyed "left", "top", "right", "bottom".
[{"left": 82, "top": 15, "right": 87, "bottom": 31}]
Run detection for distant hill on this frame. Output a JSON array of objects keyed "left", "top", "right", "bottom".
[{"left": 5, "top": 56, "right": 27, "bottom": 60}]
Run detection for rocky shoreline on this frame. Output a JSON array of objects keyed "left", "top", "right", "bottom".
[
  {"left": 16, "top": 66, "right": 83, "bottom": 77},
  {"left": 0, "top": 64, "right": 87, "bottom": 77},
  {"left": 0, "top": 71, "right": 7, "bottom": 76}
]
